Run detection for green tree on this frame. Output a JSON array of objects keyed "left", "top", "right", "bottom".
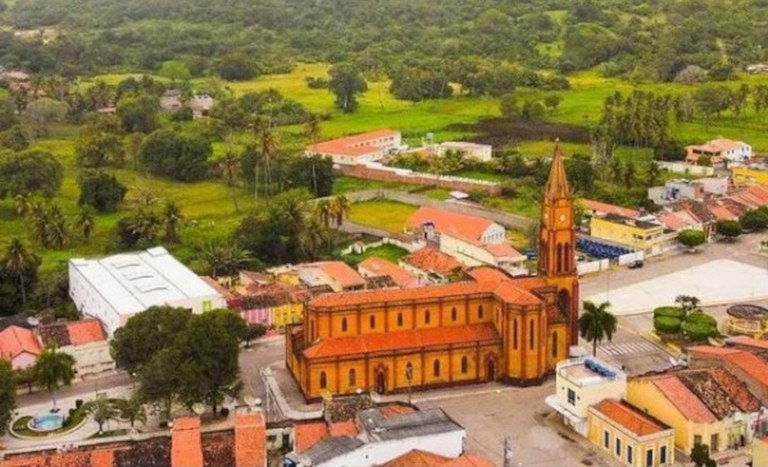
[
  {"left": 329, "top": 64, "right": 367, "bottom": 113},
  {"left": 544, "top": 94, "right": 562, "bottom": 113},
  {"left": 244, "top": 323, "right": 267, "bottom": 348},
  {"left": 110, "top": 306, "right": 192, "bottom": 374},
  {"left": 690, "top": 443, "right": 716, "bottom": 467},
  {"left": 646, "top": 161, "right": 661, "bottom": 187},
  {"left": 499, "top": 93, "right": 520, "bottom": 119},
  {"left": 579, "top": 301, "right": 618, "bottom": 356},
  {"left": 114, "top": 393, "right": 147, "bottom": 429},
  {"left": 332, "top": 195, "right": 350, "bottom": 226},
  {"left": 675, "top": 294, "right": 701, "bottom": 319},
  {"left": 117, "top": 94, "right": 159, "bottom": 133},
  {"left": 139, "top": 130, "right": 211, "bottom": 181},
  {"left": 715, "top": 219, "right": 742, "bottom": 241},
  {"left": 158, "top": 60, "right": 192, "bottom": 83},
  {"left": 0, "top": 149, "right": 63, "bottom": 199},
  {"left": 3, "top": 238, "right": 40, "bottom": 308},
  {"left": 85, "top": 397, "right": 119, "bottom": 434},
  {"left": 0, "top": 95, "right": 18, "bottom": 132},
  {"left": 288, "top": 154, "right": 335, "bottom": 197},
  {"left": 78, "top": 170, "right": 127, "bottom": 212},
  {"left": 195, "top": 242, "right": 252, "bottom": 278},
  {"left": 0, "top": 125, "right": 30, "bottom": 151},
  {"left": 74, "top": 205, "right": 96, "bottom": 241},
  {"left": 33, "top": 346, "right": 76, "bottom": 410},
  {"left": 677, "top": 229, "right": 706, "bottom": 250},
  {"left": 216, "top": 53, "right": 258, "bottom": 81},
  {"left": 162, "top": 201, "right": 183, "bottom": 243},
  {"left": 0, "top": 360, "right": 16, "bottom": 435},
  {"left": 303, "top": 112, "right": 321, "bottom": 143},
  {"left": 75, "top": 117, "right": 125, "bottom": 168},
  {"left": 22, "top": 98, "right": 68, "bottom": 137},
  {"left": 520, "top": 99, "right": 545, "bottom": 121},
  {"left": 740, "top": 209, "right": 768, "bottom": 231},
  {"left": 693, "top": 86, "right": 730, "bottom": 127},
  {"left": 44, "top": 204, "right": 69, "bottom": 249},
  {"left": 138, "top": 348, "right": 179, "bottom": 422}
]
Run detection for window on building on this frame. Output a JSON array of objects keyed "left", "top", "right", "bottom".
[
  {"left": 603, "top": 431, "right": 609, "bottom": 449},
  {"left": 513, "top": 319, "right": 518, "bottom": 349},
  {"left": 451, "top": 307, "right": 457, "bottom": 321},
  {"left": 694, "top": 435, "right": 702, "bottom": 446},
  {"left": 478, "top": 305, "right": 484, "bottom": 319},
  {"left": 615, "top": 437, "right": 621, "bottom": 457},
  {"left": 567, "top": 388, "right": 575, "bottom": 405},
  {"left": 369, "top": 315, "right": 376, "bottom": 330},
  {"left": 710, "top": 434, "right": 719, "bottom": 452},
  {"left": 551, "top": 332, "right": 558, "bottom": 358},
  {"left": 433, "top": 359, "right": 441, "bottom": 377},
  {"left": 529, "top": 319, "right": 535, "bottom": 350},
  {"left": 341, "top": 317, "right": 347, "bottom": 332},
  {"left": 645, "top": 449, "right": 653, "bottom": 467},
  {"left": 397, "top": 313, "right": 403, "bottom": 327},
  {"left": 660, "top": 445, "right": 667, "bottom": 465},
  {"left": 461, "top": 356, "right": 468, "bottom": 374},
  {"left": 627, "top": 446, "right": 633, "bottom": 464},
  {"left": 319, "top": 371, "right": 327, "bottom": 389},
  {"left": 425, "top": 310, "right": 431, "bottom": 324},
  {"left": 349, "top": 369, "right": 356, "bottom": 387}
]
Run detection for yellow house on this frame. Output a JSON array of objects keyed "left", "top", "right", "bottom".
[
  {"left": 270, "top": 301, "right": 304, "bottom": 330},
  {"left": 590, "top": 214, "right": 665, "bottom": 255},
  {"left": 732, "top": 167, "right": 768, "bottom": 187},
  {"left": 588, "top": 398, "right": 675, "bottom": 467},
  {"left": 753, "top": 437, "right": 768, "bottom": 467},
  {"left": 627, "top": 375, "right": 725, "bottom": 454}
]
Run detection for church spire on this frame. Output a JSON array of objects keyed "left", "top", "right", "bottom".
[{"left": 544, "top": 140, "right": 571, "bottom": 200}]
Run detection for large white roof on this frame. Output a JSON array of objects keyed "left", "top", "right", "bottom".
[{"left": 70, "top": 247, "right": 221, "bottom": 315}]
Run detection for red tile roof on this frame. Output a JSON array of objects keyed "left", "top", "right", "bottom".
[
  {"left": 710, "top": 367, "right": 761, "bottom": 413},
  {"left": 294, "top": 421, "right": 329, "bottom": 454},
  {"left": 651, "top": 375, "right": 717, "bottom": 423},
  {"left": 688, "top": 345, "right": 768, "bottom": 389},
  {"left": 307, "top": 129, "right": 399, "bottom": 157},
  {"left": 441, "top": 455, "right": 496, "bottom": 467},
  {"left": 403, "top": 247, "right": 464, "bottom": 276},
  {"left": 657, "top": 211, "right": 694, "bottom": 231},
  {"left": 328, "top": 420, "right": 358, "bottom": 437},
  {"left": 379, "top": 450, "right": 452, "bottom": 467},
  {"left": 593, "top": 399, "right": 668, "bottom": 437},
  {"left": 304, "top": 261, "right": 366, "bottom": 288},
  {"left": 378, "top": 405, "right": 417, "bottom": 418},
  {"left": 727, "top": 335, "right": 768, "bottom": 351},
  {"left": 359, "top": 257, "right": 418, "bottom": 288},
  {"left": 465, "top": 267, "right": 510, "bottom": 283},
  {"left": 172, "top": 417, "right": 203, "bottom": 467},
  {"left": 707, "top": 204, "right": 737, "bottom": 221},
  {"left": 406, "top": 206, "right": 495, "bottom": 241},
  {"left": 235, "top": 412, "right": 266, "bottom": 467},
  {"left": 581, "top": 199, "right": 639, "bottom": 218},
  {"left": 310, "top": 278, "right": 541, "bottom": 309},
  {"left": 66, "top": 319, "right": 107, "bottom": 345},
  {"left": 304, "top": 323, "right": 500, "bottom": 360},
  {"left": 0, "top": 325, "right": 40, "bottom": 361},
  {"left": 483, "top": 243, "right": 524, "bottom": 258}
]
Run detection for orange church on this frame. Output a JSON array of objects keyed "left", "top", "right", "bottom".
[{"left": 286, "top": 145, "right": 579, "bottom": 401}]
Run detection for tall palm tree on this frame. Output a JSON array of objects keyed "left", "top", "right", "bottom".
[
  {"left": 85, "top": 397, "right": 119, "bottom": 434},
  {"left": 331, "top": 195, "right": 350, "bottom": 227},
  {"left": 114, "top": 393, "right": 147, "bottom": 430},
  {"left": 28, "top": 203, "right": 50, "bottom": 245},
  {"left": 3, "top": 238, "right": 37, "bottom": 308},
  {"left": 579, "top": 301, "right": 618, "bottom": 357},
  {"left": 75, "top": 205, "right": 96, "bottom": 241},
  {"left": 162, "top": 201, "right": 183, "bottom": 243},
  {"left": 313, "top": 199, "right": 334, "bottom": 228},
  {"left": 196, "top": 242, "right": 252, "bottom": 277},
  {"left": 45, "top": 204, "right": 69, "bottom": 249},
  {"left": 33, "top": 346, "right": 76, "bottom": 410},
  {"left": 14, "top": 194, "right": 33, "bottom": 217},
  {"left": 303, "top": 113, "right": 321, "bottom": 144},
  {"left": 301, "top": 216, "right": 330, "bottom": 260},
  {"left": 255, "top": 119, "right": 279, "bottom": 197},
  {"left": 220, "top": 139, "right": 241, "bottom": 213}
]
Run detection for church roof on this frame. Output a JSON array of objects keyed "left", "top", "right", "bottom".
[
  {"left": 545, "top": 143, "right": 571, "bottom": 200},
  {"left": 303, "top": 323, "right": 500, "bottom": 359}
]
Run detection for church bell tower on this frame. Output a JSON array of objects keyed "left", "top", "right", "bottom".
[{"left": 538, "top": 142, "right": 580, "bottom": 345}]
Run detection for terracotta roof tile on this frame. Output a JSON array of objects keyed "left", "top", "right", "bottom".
[
  {"left": 294, "top": 421, "right": 329, "bottom": 454},
  {"left": 66, "top": 319, "right": 107, "bottom": 346},
  {"left": 651, "top": 375, "right": 717, "bottom": 423},
  {"left": 378, "top": 405, "right": 417, "bottom": 418},
  {"left": 403, "top": 247, "right": 464, "bottom": 276},
  {"left": 359, "top": 257, "right": 418, "bottom": 288},
  {"left": 483, "top": 243, "right": 524, "bottom": 258},
  {"left": 0, "top": 325, "right": 41, "bottom": 361},
  {"left": 172, "top": 416, "right": 203, "bottom": 467},
  {"left": 592, "top": 399, "right": 668, "bottom": 436},
  {"left": 307, "top": 129, "right": 399, "bottom": 157},
  {"left": 441, "top": 455, "right": 496, "bottom": 467},
  {"left": 580, "top": 199, "right": 639, "bottom": 218},
  {"left": 328, "top": 420, "right": 358, "bottom": 437},
  {"left": 707, "top": 204, "right": 737, "bottom": 221},
  {"left": 728, "top": 335, "right": 768, "bottom": 350},
  {"left": 406, "top": 206, "right": 495, "bottom": 241},
  {"left": 302, "top": 261, "right": 366, "bottom": 288},
  {"left": 379, "top": 449, "right": 451, "bottom": 467},
  {"left": 710, "top": 367, "right": 761, "bottom": 413},
  {"left": 235, "top": 412, "right": 266, "bottom": 467},
  {"left": 304, "top": 323, "right": 500, "bottom": 360},
  {"left": 465, "top": 266, "right": 510, "bottom": 283}
]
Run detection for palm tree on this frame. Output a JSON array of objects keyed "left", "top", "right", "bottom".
[
  {"left": 646, "top": 161, "right": 661, "bottom": 187},
  {"left": 220, "top": 141, "right": 241, "bottom": 213},
  {"left": 303, "top": 113, "right": 321, "bottom": 144},
  {"left": 579, "top": 301, "right": 618, "bottom": 357},
  {"left": 114, "top": 393, "right": 147, "bottom": 430},
  {"left": 675, "top": 295, "right": 701, "bottom": 319},
  {"left": 331, "top": 195, "right": 350, "bottom": 227},
  {"left": 85, "top": 397, "right": 119, "bottom": 435},
  {"left": 14, "top": 193, "right": 33, "bottom": 217},
  {"left": 162, "top": 201, "right": 183, "bottom": 243},
  {"left": 74, "top": 205, "right": 96, "bottom": 241},
  {"left": 623, "top": 161, "right": 636, "bottom": 186},
  {"left": 196, "top": 242, "right": 252, "bottom": 277},
  {"left": 28, "top": 203, "right": 51, "bottom": 245},
  {"left": 3, "top": 238, "right": 37, "bottom": 308},
  {"left": 33, "top": 346, "right": 76, "bottom": 410},
  {"left": 131, "top": 207, "right": 161, "bottom": 244},
  {"left": 254, "top": 119, "right": 279, "bottom": 197},
  {"left": 45, "top": 204, "right": 69, "bottom": 249},
  {"left": 313, "top": 199, "right": 334, "bottom": 228},
  {"left": 301, "top": 216, "right": 330, "bottom": 260}
]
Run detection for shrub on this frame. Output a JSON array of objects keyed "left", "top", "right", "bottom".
[
  {"left": 681, "top": 313, "right": 719, "bottom": 342},
  {"left": 75, "top": 399, "right": 83, "bottom": 408},
  {"left": 654, "top": 316, "right": 682, "bottom": 334},
  {"left": 653, "top": 307, "right": 684, "bottom": 319}
]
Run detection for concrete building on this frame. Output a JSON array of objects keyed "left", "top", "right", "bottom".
[
  {"left": 306, "top": 130, "right": 402, "bottom": 165},
  {"left": 358, "top": 257, "right": 420, "bottom": 289},
  {"left": 297, "top": 261, "right": 366, "bottom": 292},
  {"left": 589, "top": 214, "right": 667, "bottom": 256},
  {"left": 440, "top": 233, "right": 527, "bottom": 276},
  {"left": 68, "top": 247, "right": 226, "bottom": 337},
  {"left": 37, "top": 319, "right": 113, "bottom": 377},
  {"left": 546, "top": 357, "right": 627, "bottom": 437},
  {"left": 588, "top": 398, "right": 675, "bottom": 467},
  {"left": 648, "top": 178, "right": 729, "bottom": 206},
  {"left": 686, "top": 139, "right": 752, "bottom": 164},
  {"left": 436, "top": 141, "right": 493, "bottom": 162}
]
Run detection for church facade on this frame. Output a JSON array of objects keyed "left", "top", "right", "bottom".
[{"left": 286, "top": 145, "right": 579, "bottom": 401}]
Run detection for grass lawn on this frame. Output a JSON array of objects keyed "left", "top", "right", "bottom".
[
  {"left": 348, "top": 200, "right": 417, "bottom": 233},
  {"left": 344, "top": 244, "right": 409, "bottom": 265}
]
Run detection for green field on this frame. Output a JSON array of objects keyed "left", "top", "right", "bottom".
[
  {"left": 344, "top": 244, "right": 409, "bottom": 265},
  {"left": 347, "top": 200, "right": 418, "bottom": 233}
]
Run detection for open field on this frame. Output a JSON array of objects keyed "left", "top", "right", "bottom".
[
  {"left": 344, "top": 244, "right": 409, "bottom": 266},
  {"left": 347, "top": 200, "right": 417, "bottom": 233}
]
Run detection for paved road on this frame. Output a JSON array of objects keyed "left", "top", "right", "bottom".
[
  {"left": 238, "top": 335, "right": 286, "bottom": 403},
  {"left": 18, "top": 372, "right": 134, "bottom": 407}
]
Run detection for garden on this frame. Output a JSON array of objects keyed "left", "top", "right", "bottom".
[{"left": 652, "top": 295, "right": 721, "bottom": 345}]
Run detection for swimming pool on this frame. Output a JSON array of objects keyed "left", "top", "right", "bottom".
[{"left": 31, "top": 413, "right": 64, "bottom": 431}]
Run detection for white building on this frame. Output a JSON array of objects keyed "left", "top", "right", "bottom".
[
  {"left": 406, "top": 206, "right": 506, "bottom": 244},
  {"left": 440, "top": 233, "right": 527, "bottom": 276},
  {"left": 68, "top": 247, "right": 225, "bottom": 337},
  {"left": 37, "top": 319, "right": 114, "bottom": 377},
  {"left": 436, "top": 141, "right": 493, "bottom": 162},
  {"left": 546, "top": 357, "right": 627, "bottom": 437},
  {"left": 288, "top": 407, "right": 466, "bottom": 467},
  {"left": 647, "top": 177, "right": 729, "bottom": 206},
  {"left": 305, "top": 129, "right": 402, "bottom": 165},
  {"left": 686, "top": 139, "right": 752, "bottom": 164}
]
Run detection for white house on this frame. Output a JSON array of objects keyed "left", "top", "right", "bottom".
[
  {"left": 440, "top": 233, "right": 527, "bottom": 276},
  {"left": 686, "top": 139, "right": 752, "bottom": 164},
  {"left": 305, "top": 129, "right": 402, "bottom": 165},
  {"left": 297, "top": 261, "right": 366, "bottom": 292},
  {"left": 436, "top": 141, "right": 493, "bottom": 162},
  {"left": 405, "top": 206, "right": 506, "bottom": 244},
  {"left": 68, "top": 247, "right": 226, "bottom": 337},
  {"left": 546, "top": 357, "right": 627, "bottom": 437}
]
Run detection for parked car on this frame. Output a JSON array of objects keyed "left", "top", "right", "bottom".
[{"left": 628, "top": 260, "right": 644, "bottom": 269}]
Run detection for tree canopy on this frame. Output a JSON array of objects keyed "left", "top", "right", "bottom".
[
  {"left": 138, "top": 129, "right": 211, "bottom": 181},
  {"left": 0, "top": 149, "right": 63, "bottom": 199}
]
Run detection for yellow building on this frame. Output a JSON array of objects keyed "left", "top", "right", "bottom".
[
  {"left": 589, "top": 214, "right": 666, "bottom": 255},
  {"left": 286, "top": 145, "right": 580, "bottom": 401},
  {"left": 588, "top": 398, "right": 675, "bottom": 467},
  {"left": 753, "top": 437, "right": 768, "bottom": 467},
  {"left": 270, "top": 302, "right": 304, "bottom": 330},
  {"left": 732, "top": 167, "right": 768, "bottom": 187}
]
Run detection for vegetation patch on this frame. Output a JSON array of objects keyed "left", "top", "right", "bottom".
[
  {"left": 344, "top": 244, "right": 409, "bottom": 266},
  {"left": 447, "top": 118, "right": 591, "bottom": 148},
  {"left": 348, "top": 200, "right": 417, "bottom": 233}
]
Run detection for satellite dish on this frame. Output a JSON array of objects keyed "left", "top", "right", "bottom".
[
  {"left": 243, "top": 396, "right": 257, "bottom": 407},
  {"left": 192, "top": 403, "right": 206, "bottom": 415}
]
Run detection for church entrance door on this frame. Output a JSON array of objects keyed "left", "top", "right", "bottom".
[
  {"left": 376, "top": 370, "right": 387, "bottom": 394},
  {"left": 487, "top": 359, "right": 496, "bottom": 382}
]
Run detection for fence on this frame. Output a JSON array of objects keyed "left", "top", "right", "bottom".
[
  {"left": 577, "top": 259, "right": 610, "bottom": 276},
  {"left": 337, "top": 163, "right": 502, "bottom": 195},
  {"left": 618, "top": 251, "right": 645, "bottom": 265},
  {"left": 340, "top": 237, "right": 424, "bottom": 255},
  {"left": 657, "top": 161, "right": 715, "bottom": 176}
]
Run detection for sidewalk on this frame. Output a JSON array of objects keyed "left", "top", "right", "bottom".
[{"left": 262, "top": 363, "right": 322, "bottom": 421}]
